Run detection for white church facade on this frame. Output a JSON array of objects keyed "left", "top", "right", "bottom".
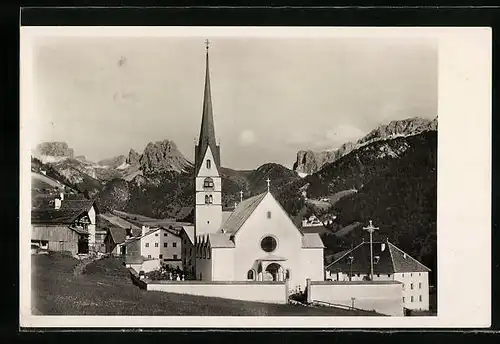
[{"left": 191, "top": 43, "right": 325, "bottom": 291}]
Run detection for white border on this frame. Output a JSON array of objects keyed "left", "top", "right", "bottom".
[{"left": 19, "top": 26, "right": 492, "bottom": 328}]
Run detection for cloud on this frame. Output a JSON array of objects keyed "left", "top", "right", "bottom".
[{"left": 238, "top": 129, "right": 257, "bottom": 146}]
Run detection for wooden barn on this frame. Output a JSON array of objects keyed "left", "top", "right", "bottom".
[{"left": 31, "top": 208, "right": 92, "bottom": 255}]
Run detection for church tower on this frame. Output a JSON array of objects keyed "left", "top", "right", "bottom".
[{"left": 194, "top": 41, "right": 222, "bottom": 235}]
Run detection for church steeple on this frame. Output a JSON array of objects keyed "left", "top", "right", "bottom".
[{"left": 195, "top": 40, "right": 220, "bottom": 174}]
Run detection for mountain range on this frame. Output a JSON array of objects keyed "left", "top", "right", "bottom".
[
  {"left": 293, "top": 116, "right": 438, "bottom": 175},
  {"left": 31, "top": 116, "right": 438, "bottom": 284}
]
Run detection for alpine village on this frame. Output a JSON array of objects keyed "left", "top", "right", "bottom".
[{"left": 30, "top": 44, "right": 437, "bottom": 317}]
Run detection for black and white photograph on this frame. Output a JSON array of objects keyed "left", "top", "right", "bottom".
[{"left": 19, "top": 26, "right": 491, "bottom": 328}]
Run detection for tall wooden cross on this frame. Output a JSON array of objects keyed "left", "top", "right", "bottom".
[
  {"left": 266, "top": 178, "right": 271, "bottom": 192},
  {"left": 363, "top": 220, "right": 379, "bottom": 281}
]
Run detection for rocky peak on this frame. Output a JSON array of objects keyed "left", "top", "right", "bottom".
[
  {"left": 97, "top": 155, "right": 127, "bottom": 168},
  {"left": 139, "top": 140, "right": 192, "bottom": 174},
  {"left": 35, "top": 142, "right": 74, "bottom": 158},
  {"left": 126, "top": 149, "right": 141, "bottom": 165}
]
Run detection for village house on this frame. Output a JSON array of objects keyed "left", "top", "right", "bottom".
[
  {"left": 122, "top": 226, "right": 183, "bottom": 272},
  {"left": 179, "top": 225, "right": 195, "bottom": 277},
  {"left": 31, "top": 207, "right": 92, "bottom": 255},
  {"left": 324, "top": 239, "right": 431, "bottom": 311}
]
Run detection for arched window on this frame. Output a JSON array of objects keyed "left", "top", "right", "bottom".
[
  {"left": 206, "top": 159, "right": 211, "bottom": 169},
  {"left": 247, "top": 269, "right": 255, "bottom": 280},
  {"left": 205, "top": 195, "right": 210, "bottom": 204},
  {"left": 285, "top": 269, "right": 291, "bottom": 281},
  {"left": 209, "top": 195, "right": 213, "bottom": 204},
  {"left": 203, "top": 177, "right": 214, "bottom": 188}
]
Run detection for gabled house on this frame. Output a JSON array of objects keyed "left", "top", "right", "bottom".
[
  {"left": 31, "top": 208, "right": 92, "bottom": 255},
  {"left": 324, "top": 239, "right": 431, "bottom": 311}
]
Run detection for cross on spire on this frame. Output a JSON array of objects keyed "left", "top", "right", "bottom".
[{"left": 266, "top": 178, "right": 271, "bottom": 192}]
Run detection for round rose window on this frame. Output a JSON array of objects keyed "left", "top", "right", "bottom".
[{"left": 261, "top": 236, "right": 277, "bottom": 253}]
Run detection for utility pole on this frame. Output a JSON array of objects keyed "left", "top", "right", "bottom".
[{"left": 363, "top": 220, "right": 379, "bottom": 281}]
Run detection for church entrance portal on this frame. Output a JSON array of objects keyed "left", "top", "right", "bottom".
[{"left": 265, "top": 263, "right": 283, "bottom": 282}]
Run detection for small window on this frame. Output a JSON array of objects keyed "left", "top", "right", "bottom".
[
  {"left": 173, "top": 242, "right": 177, "bottom": 248},
  {"left": 203, "top": 177, "right": 214, "bottom": 188},
  {"left": 155, "top": 243, "right": 159, "bottom": 247},
  {"left": 159, "top": 254, "right": 163, "bottom": 259},
  {"left": 247, "top": 270, "right": 255, "bottom": 280},
  {"left": 267, "top": 211, "right": 271, "bottom": 219},
  {"left": 419, "top": 282, "right": 422, "bottom": 289},
  {"left": 206, "top": 159, "right": 211, "bottom": 169},
  {"left": 419, "top": 295, "right": 422, "bottom": 302},
  {"left": 376, "top": 273, "right": 380, "bottom": 277},
  {"left": 173, "top": 254, "right": 178, "bottom": 259},
  {"left": 164, "top": 233, "right": 168, "bottom": 237},
  {"left": 285, "top": 269, "right": 291, "bottom": 280},
  {"left": 411, "top": 273, "right": 413, "bottom": 277},
  {"left": 148, "top": 254, "right": 151, "bottom": 258},
  {"left": 145, "top": 243, "right": 149, "bottom": 247},
  {"left": 411, "top": 296, "right": 414, "bottom": 302},
  {"left": 209, "top": 195, "right": 213, "bottom": 204},
  {"left": 357, "top": 273, "right": 360, "bottom": 277},
  {"left": 411, "top": 283, "right": 414, "bottom": 290},
  {"left": 403, "top": 283, "right": 405, "bottom": 289},
  {"left": 164, "top": 243, "right": 168, "bottom": 248},
  {"left": 403, "top": 297, "right": 405, "bottom": 303},
  {"left": 402, "top": 273, "right": 405, "bottom": 277},
  {"left": 155, "top": 233, "right": 159, "bottom": 237},
  {"left": 205, "top": 195, "right": 210, "bottom": 204},
  {"left": 388, "top": 274, "right": 391, "bottom": 277},
  {"left": 419, "top": 273, "right": 421, "bottom": 276}
]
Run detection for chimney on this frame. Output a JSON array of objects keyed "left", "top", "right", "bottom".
[
  {"left": 142, "top": 225, "right": 148, "bottom": 237},
  {"left": 54, "top": 198, "right": 62, "bottom": 210},
  {"left": 126, "top": 227, "right": 132, "bottom": 239},
  {"left": 59, "top": 192, "right": 64, "bottom": 201}
]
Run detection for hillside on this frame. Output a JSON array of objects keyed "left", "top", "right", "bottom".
[
  {"left": 279, "top": 131, "right": 437, "bottom": 285},
  {"left": 293, "top": 116, "right": 437, "bottom": 175}
]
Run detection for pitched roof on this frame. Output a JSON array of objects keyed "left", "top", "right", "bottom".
[
  {"left": 195, "top": 50, "right": 220, "bottom": 175},
  {"left": 98, "top": 213, "right": 141, "bottom": 236},
  {"left": 208, "top": 233, "right": 235, "bottom": 248},
  {"left": 31, "top": 208, "right": 87, "bottom": 225},
  {"left": 301, "top": 233, "right": 325, "bottom": 248},
  {"left": 325, "top": 241, "right": 431, "bottom": 274},
  {"left": 60, "top": 199, "right": 96, "bottom": 212},
  {"left": 388, "top": 241, "right": 431, "bottom": 273},
  {"left": 181, "top": 225, "right": 195, "bottom": 245},
  {"left": 300, "top": 225, "right": 330, "bottom": 235},
  {"left": 221, "top": 210, "right": 233, "bottom": 227},
  {"left": 219, "top": 192, "right": 267, "bottom": 234},
  {"left": 108, "top": 227, "right": 127, "bottom": 244}
]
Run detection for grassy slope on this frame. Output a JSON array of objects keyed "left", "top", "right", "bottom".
[{"left": 31, "top": 253, "right": 380, "bottom": 316}]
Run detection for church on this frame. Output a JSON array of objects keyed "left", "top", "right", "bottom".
[{"left": 191, "top": 43, "right": 325, "bottom": 290}]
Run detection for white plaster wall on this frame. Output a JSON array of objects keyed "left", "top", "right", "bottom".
[
  {"left": 394, "top": 272, "right": 430, "bottom": 311},
  {"left": 309, "top": 283, "right": 404, "bottom": 316},
  {"left": 88, "top": 207, "right": 96, "bottom": 245},
  {"left": 212, "top": 248, "right": 235, "bottom": 281},
  {"left": 196, "top": 146, "right": 220, "bottom": 177},
  {"left": 232, "top": 193, "right": 316, "bottom": 290},
  {"left": 301, "top": 249, "right": 324, "bottom": 282},
  {"left": 141, "top": 231, "right": 161, "bottom": 259},
  {"left": 147, "top": 282, "right": 287, "bottom": 304},
  {"left": 195, "top": 206, "right": 222, "bottom": 234}
]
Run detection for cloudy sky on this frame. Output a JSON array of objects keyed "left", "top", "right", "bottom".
[{"left": 31, "top": 36, "right": 437, "bottom": 170}]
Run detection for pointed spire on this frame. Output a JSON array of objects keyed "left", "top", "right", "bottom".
[{"left": 196, "top": 39, "right": 220, "bottom": 173}]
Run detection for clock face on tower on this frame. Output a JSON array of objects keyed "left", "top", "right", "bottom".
[{"left": 261, "top": 236, "right": 277, "bottom": 253}]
